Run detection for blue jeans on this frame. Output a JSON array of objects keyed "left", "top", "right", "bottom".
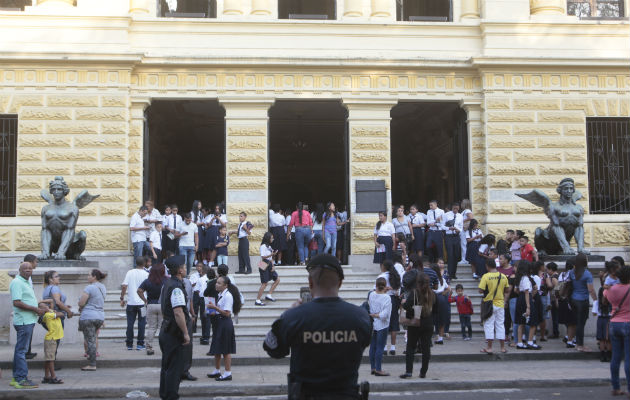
[
  {"left": 509, "top": 297, "right": 518, "bottom": 342},
  {"left": 132, "top": 241, "right": 145, "bottom": 258},
  {"left": 611, "top": 322, "right": 630, "bottom": 391},
  {"left": 13, "top": 323, "right": 34, "bottom": 381},
  {"left": 309, "top": 230, "right": 323, "bottom": 259},
  {"left": 324, "top": 230, "right": 337, "bottom": 255},
  {"left": 216, "top": 255, "right": 228, "bottom": 266},
  {"left": 126, "top": 305, "right": 146, "bottom": 347},
  {"left": 459, "top": 314, "right": 472, "bottom": 338},
  {"left": 369, "top": 328, "right": 388, "bottom": 371},
  {"left": 295, "top": 227, "right": 311, "bottom": 263},
  {"left": 179, "top": 246, "right": 195, "bottom": 275}
]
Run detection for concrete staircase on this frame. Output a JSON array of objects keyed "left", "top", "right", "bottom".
[{"left": 100, "top": 265, "right": 486, "bottom": 341}]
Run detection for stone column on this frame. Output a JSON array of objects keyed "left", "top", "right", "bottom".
[
  {"left": 370, "top": 0, "right": 394, "bottom": 20},
  {"left": 129, "top": 98, "right": 150, "bottom": 218},
  {"left": 129, "top": 0, "right": 150, "bottom": 14},
  {"left": 223, "top": 0, "right": 244, "bottom": 15},
  {"left": 344, "top": 0, "right": 364, "bottom": 17},
  {"left": 343, "top": 99, "right": 396, "bottom": 267},
  {"left": 251, "top": 0, "right": 272, "bottom": 15},
  {"left": 460, "top": 100, "right": 485, "bottom": 220},
  {"left": 37, "top": 0, "right": 75, "bottom": 7},
  {"left": 220, "top": 98, "right": 274, "bottom": 256},
  {"left": 530, "top": 0, "right": 566, "bottom": 15},
  {"left": 460, "top": 0, "right": 480, "bottom": 19}
]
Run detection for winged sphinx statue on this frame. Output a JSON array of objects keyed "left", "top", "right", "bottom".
[
  {"left": 515, "top": 178, "right": 589, "bottom": 256},
  {"left": 40, "top": 176, "right": 99, "bottom": 260}
]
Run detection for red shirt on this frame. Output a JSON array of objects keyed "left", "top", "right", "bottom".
[
  {"left": 520, "top": 243, "right": 535, "bottom": 262},
  {"left": 449, "top": 295, "right": 474, "bottom": 315},
  {"left": 288, "top": 210, "right": 313, "bottom": 228}
]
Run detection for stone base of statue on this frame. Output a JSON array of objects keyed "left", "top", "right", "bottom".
[
  {"left": 540, "top": 254, "right": 605, "bottom": 262},
  {"left": 38, "top": 259, "right": 99, "bottom": 269}
]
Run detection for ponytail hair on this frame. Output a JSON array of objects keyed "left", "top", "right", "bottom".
[
  {"left": 468, "top": 218, "right": 478, "bottom": 238},
  {"left": 91, "top": 269, "right": 107, "bottom": 281},
  {"left": 44, "top": 270, "right": 57, "bottom": 286},
  {"left": 376, "top": 211, "right": 387, "bottom": 231},
  {"left": 222, "top": 276, "right": 242, "bottom": 315},
  {"left": 383, "top": 260, "right": 401, "bottom": 290},
  {"left": 296, "top": 202, "right": 303, "bottom": 224}
]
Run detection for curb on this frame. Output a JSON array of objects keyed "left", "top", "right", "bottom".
[{"left": 0, "top": 377, "right": 613, "bottom": 399}]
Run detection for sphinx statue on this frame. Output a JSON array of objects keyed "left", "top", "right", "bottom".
[
  {"left": 40, "top": 176, "right": 99, "bottom": 261},
  {"left": 516, "top": 178, "right": 589, "bottom": 256}
]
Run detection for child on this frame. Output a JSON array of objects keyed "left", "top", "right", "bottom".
[
  {"left": 256, "top": 232, "right": 280, "bottom": 306},
  {"left": 149, "top": 221, "right": 163, "bottom": 264},
  {"left": 230, "top": 212, "right": 252, "bottom": 274},
  {"left": 368, "top": 277, "right": 392, "bottom": 376},
  {"left": 594, "top": 275, "right": 612, "bottom": 362},
  {"left": 519, "top": 236, "right": 538, "bottom": 262},
  {"left": 215, "top": 226, "right": 230, "bottom": 267},
  {"left": 207, "top": 276, "right": 242, "bottom": 381},
  {"left": 41, "top": 303, "right": 64, "bottom": 384},
  {"left": 449, "top": 284, "right": 473, "bottom": 340}
]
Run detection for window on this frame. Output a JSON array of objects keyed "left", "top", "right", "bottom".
[
  {"left": 587, "top": 117, "right": 630, "bottom": 214},
  {"left": 158, "top": 0, "right": 216, "bottom": 18},
  {"left": 396, "top": 0, "right": 452, "bottom": 22},
  {"left": 0, "top": 116, "right": 17, "bottom": 217},
  {"left": 0, "top": 0, "right": 32, "bottom": 11},
  {"left": 278, "top": 0, "right": 336, "bottom": 20},
  {"left": 567, "top": 0, "right": 625, "bottom": 18}
]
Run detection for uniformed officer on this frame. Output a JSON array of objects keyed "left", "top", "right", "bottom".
[
  {"left": 263, "top": 254, "right": 372, "bottom": 400},
  {"left": 159, "top": 255, "right": 191, "bottom": 400}
]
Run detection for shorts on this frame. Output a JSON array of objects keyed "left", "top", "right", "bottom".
[
  {"left": 259, "top": 267, "right": 278, "bottom": 284},
  {"left": 596, "top": 316, "right": 610, "bottom": 341},
  {"left": 44, "top": 339, "right": 58, "bottom": 361}
]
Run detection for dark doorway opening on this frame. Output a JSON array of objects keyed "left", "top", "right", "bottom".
[
  {"left": 268, "top": 100, "right": 348, "bottom": 213},
  {"left": 145, "top": 100, "right": 225, "bottom": 212},
  {"left": 278, "top": 0, "right": 336, "bottom": 19},
  {"left": 390, "top": 102, "right": 468, "bottom": 210},
  {"left": 396, "top": 0, "right": 452, "bottom": 21}
]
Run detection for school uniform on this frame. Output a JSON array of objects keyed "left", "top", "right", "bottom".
[
  {"left": 207, "top": 214, "right": 228, "bottom": 252},
  {"left": 465, "top": 228, "right": 483, "bottom": 266},
  {"left": 209, "top": 288, "right": 236, "bottom": 355},
  {"left": 460, "top": 209, "right": 472, "bottom": 262},
  {"left": 163, "top": 213, "right": 183, "bottom": 254},
  {"left": 215, "top": 234, "right": 229, "bottom": 266},
  {"left": 284, "top": 215, "right": 296, "bottom": 265},
  {"left": 443, "top": 211, "right": 463, "bottom": 277},
  {"left": 409, "top": 213, "right": 425, "bottom": 253},
  {"left": 373, "top": 221, "right": 395, "bottom": 264},
  {"left": 515, "top": 276, "right": 541, "bottom": 327},
  {"left": 237, "top": 221, "right": 252, "bottom": 273},
  {"left": 259, "top": 244, "right": 279, "bottom": 284},
  {"left": 148, "top": 229, "right": 163, "bottom": 264},
  {"left": 426, "top": 208, "right": 445, "bottom": 260},
  {"left": 269, "top": 212, "right": 287, "bottom": 253}
]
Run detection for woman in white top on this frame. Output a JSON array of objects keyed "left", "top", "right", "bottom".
[
  {"left": 269, "top": 205, "right": 287, "bottom": 266},
  {"left": 514, "top": 262, "right": 542, "bottom": 350},
  {"left": 409, "top": 204, "right": 425, "bottom": 257},
  {"left": 377, "top": 260, "right": 402, "bottom": 355},
  {"left": 207, "top": 204, "right": 228, "bottom": 265},
  {"left": 459, "top": 199, "right": 473, "bottom": 263},
  {"left": 255, "top": 232, "right": 280, "bottom": 306},
  {"left": 432, "top": 263, "right": 451, "bottom": 344},
  {"left": 284, "top": 208, "right": 297, "bottom": 265},
  {"left": 191, "top": 200, "right": 204, "bottom": 265},
  {"left": 368, "top": 277, "right": 392, "bottom": 376},
  {"left": 465, "top": 219, "right": 483, "bottom": 279},
  {"left": 373, "top": 211, "right": 395, "bottom": 264},
  {"left": 310, "top": 203, "right": 325, "bottom": 259},
  {"left": 207, "top": 276, "right": 242, "bottom": 381}
]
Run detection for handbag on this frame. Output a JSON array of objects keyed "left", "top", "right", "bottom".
[
  {"left": 480, "top": 273, "right": 502, "bottom": 321},
  {"left": 361, "top": 291, "right": 374, "bottom": 322},
  {"left": 611, "top": 286, "right": 630, "bottom": 319},
  {"left": 257, "top": 259, "right": 269, "bottom": 270},
  {"left": 557, "top": 272, "right": 573, "bottom": 300},
  {"left": 399, "top": 292, "right": 421, "bottom": 327},
  {"left": 308, "top": 238, "right": 318, "bottom": 251}
]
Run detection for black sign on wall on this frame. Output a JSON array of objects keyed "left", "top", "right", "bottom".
[{"left": 356, "top": 180, "right": 386, "bottom": 213}]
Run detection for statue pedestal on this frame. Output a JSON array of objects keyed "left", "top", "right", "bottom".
[
  {"left": 38, "top": 259, "right": 99, "bottom": 269},
  {"left": 540, "top": 254, "right": 605, "bottom": 262}
]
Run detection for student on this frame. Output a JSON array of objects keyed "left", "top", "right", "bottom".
[
  {"left": 190, "top": 264, "right": 210, "bottom": 344},
  {"left": 478, "top": 259, "right": 509, "bottom": 354},
  {"left": 310, "top": 203, "right": 325, "bottom": 259},
  {"left": 215, "top": 226, "right": 230, "bottom": 267},
  {"left": 432, "top": 263, "right": 450, "bottom": 345},
  {"left": 120, "top": 257, "right": 149, "bottom": 351},
  {"left": 449, "top": 284, "right": 473, "bottom": 340},
  {"left": 595, "top": 274, "right": 612, "bottom": 362},
  {"left": 519, "top": 236, "right": 538, "bottom": 262},
  {"left": 231, "top": 212, "right": 253, "bottom": 274},
  {"left": 283, "top": 207, "right": 297, "bottom": 265},
  {"left": 409, "top": 204, "right": 425, "bottom": 258},
  {"left": 436, "top": 259, "right": 452, "bottom": 337},
  {"left": 207, "top": 276, "right": 242, "bottom": 381},
  {"left": 164, "top": 204, "right": 183, "bottom": 255},
  {"left": 269, "top": 205, "right": 287, "bottom": 265},
  {"left": 178, "top": 212, "right": 199, "bottom": 276},
  {"left": 256, "top": 232, "right": 280, "bottom": 306},
  {"left": 148, "top": 221, "right": 163, "bottom": 265},
  {"left": 368, "top": 277, "right": 392, "bottom": 376},
  {"left": 377, "top": 260, "right": 401, "bottom": 355},
  {"left": 130, "top": 206, "right": 150, "bottom": 258},
  {"left": 443, "top": 202, "right": 463, "bottom": 279},
  {"left": 515, "top": 261, "right": 542, "bottom": 350},
  {"left": 546, "top": 262, "right": 561, "bottom": 339},
  {"left": 373, "top": 211, "right": 395, "bottom": 264},
  {"left": 208, "top": 204, "right": 228, "bottom": 266},
  {"left": 510, "top": 230, "right": 524, "bottom": 265},
  {"left": 533, "top": 261, "right": 552, "bottom": 342},
  {"left": 459, "top": 199, "right": 473, "bottom": 264},
  {"left": 465, "top": 219, "right": 483, "bottom": 278},
  {"left": 425, "top": 200, "right": 445, "bottom": 261},
  {"left": 475, "top": 235, "right": 496, "bottom": 279},
  {"left": 41, "top": 304, "right": 64, "bottom": 384}
]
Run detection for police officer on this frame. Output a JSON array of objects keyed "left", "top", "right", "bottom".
[
  {"left": 263, "top": 254, "right": 372, "bottom": 400},
  {"left": 159, "top": 255, "right": 191, "bottom": 400}
]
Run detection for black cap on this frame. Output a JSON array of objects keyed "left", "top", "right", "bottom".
[
  {"left": 165, "top": 255, "right": 185, "bottom": 273},
  {"left": 306, "top": 254, "right": 344, "bottom": 280}
]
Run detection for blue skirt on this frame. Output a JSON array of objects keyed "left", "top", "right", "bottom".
[
  {"left": 203, "top": 226, "right": 218, "bottom": 251},
  {"left": 270, "top": 226, "right": 287, "bottom": 251},
  {"left": 209, "top": 315, "right": 236, "bottom": 355},
  {"left": 412, "top": 227, "right": 425, "bottom": 252},
  {"left": 388, "top": 294, "right": 401, "bottom": 332},
  {"left": 373, "top": 236, "right": 394, "bottom": 264}
]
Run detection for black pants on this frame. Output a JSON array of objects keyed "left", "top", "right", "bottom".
[
  {"left": 159, "top": 329, "right": 185, "bottom": 400},
  {"left": 238, "top": 237, "right": 251, "bottom": 272},
  {"left": 193, "top": 292, "right": 210, "bottom": 341},
  {"left": 426, "top": 230, "right": 443, "bottom": 261},
  {"left": 572, "top": 299, "right": 590, "bottom": 346},
  {"left": 182, "top": 319, "right": 194, "bottom": 373},
  {"left": 445, "top": 234, "right": 460, "bottom": 277},
  {"left": 405, "top": 325, "right": 432, "bottom": 375},
  {"left": 551, "top": 300, "right": 560, "bottom": 336},
  {"left": 284, "top": 233, "right": 296, "bottom": 265}
]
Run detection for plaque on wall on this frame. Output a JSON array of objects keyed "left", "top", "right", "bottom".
[{"left": 355, "top": 180, "right": 386, "bottom": 213}]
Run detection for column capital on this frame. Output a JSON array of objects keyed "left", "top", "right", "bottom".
[
  {"left": 218, "top": 97, "right": 275, "bottom": 120},
  {"left": 130, "top": 97, "right": 152, "bottom": 110},
  {"left": 343, "top": 99, "right": 398, "bottom": 121}
]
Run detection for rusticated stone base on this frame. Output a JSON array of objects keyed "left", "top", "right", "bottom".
[{"left": 37, "top": 259, "right": 99, "bottom": 270}]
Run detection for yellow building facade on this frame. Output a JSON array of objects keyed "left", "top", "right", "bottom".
[{"left": 0, "top": 0, "right": 629, "bottom": 265}]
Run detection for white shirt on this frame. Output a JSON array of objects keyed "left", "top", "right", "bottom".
[
  {"left": 461, "top": 209, "right": 473, "bottom": 229},
  {"left": 164, "top": 214, "right": 183, "bottom": 231},
  {"left": 479, "top": 243, "right": 489, "bottom": 254},
  {"left": 519, "top": 276, "right": 533, "bottom": 292},
  {"left": 426, "top": 208, "right": 445, "bottom": 231},
  {"left": 130, "top": 212, "right": 147, "bottom": 243},
  {"left": 532, "top": 275, "right": 542, "bottom": 295},
  {"left": 143, "top": 208, "right": 162, "bottom": 238},
  {"left": 123, "top": 268, "right": 149, "bottom": 306},
  {"left": 409, "top": 213, "right": 424, "bottom": 228},
  {"left": 209, "top": 214, "right": 227, "bottom": 227},
  {"left": 149, "top": 229, "right": 162, "bottom": 250},
  {"left": 444, "top": 211, "right": 463, "bottom": 235},
  {"left": 374, "top": 221, "right": 395, "bottom": 237},
  {"left": 270, "top": 213, "right": 286, "bottom": 228},
  {"left": 285, "top": 215, "right": 295, "bottom": 233},
  {"left": 376, "top": 271, "right": 399, "bottom": 296},
  {"left": 368, "top": 291, "right": 392, "bottom": 331},
  {"left": 190, "top": 271, "right": 201, "bottom": 292},
  {"left": 394, "top": 262, "right": 405, "bottom": 279},
  {"left": 434, "top": 277, "right": 449, "bottom": 294},
  {"left": 466, "top": 228, "right": 483, "bottom": 241},
  {"left": 238, "top": 221, "right": 250, "bottom": 238},
  {"left": 260, "top": 244, "right": 273, "bottom": 258},
  {"left": 311, "top": 212, "right": 323, "bottom": 230},
  {"left": 170, "top": 287, "right": 186, "bottom": 309},
  {"left": 178, "top": 221, "right": 197, "bottom": 247},
  {"left": 217, "top": 288, "right": 234, "bottom": 314}
]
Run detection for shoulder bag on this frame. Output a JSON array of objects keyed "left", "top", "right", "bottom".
[
  {"left": 399, "top": 291, "right": 422, "bottom": 327},
  {"left": 480, "top": 273, "right": 502, "bottom": 321},
  {"left": 611, "top": 286, "right": 630, "bottom": 319}
]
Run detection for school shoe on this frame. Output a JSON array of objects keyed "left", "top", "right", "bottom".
[
  {"left": 127, "top": 346, "right": 134, "bottom": 351},
  {"left": 181, "top": 372, "right": 197, "bottom": 381},
  {"left": 419, "top": 372, "right": 427, "bottom": 378},
  {"left": 472, "top": 274, "right": 479, "bottom": 280},
  {"left": 434, "top": 340, "right": 444, "bottom": 345},
  {"left": 147, "top": 348, "right": 155, "bottom": 356},
  {"left": 255, "top": 299, "right": 266, "bottom": 306},
  {"left": 566, "top": 341, "right": 576, "bottom": 348},
  {"left": 526, "top": 343, "right": 542, "bottom": 350},
  {"left": 235, "top": 271, "right": 246, "bottom": 274},
  {"left": 265, "top": 294, "right": 276, "bottom": 302},
  {"left": 207, "top": 372, "right": 221, "bottom": 378},
  {"left": 200, "top": 339, "right": 209, "bottom": 345},
  {"left": 516, "top": 344, "right": 527, "bottom": 350},
  {"left": 389, "top": 350, "right": 396, "bottom": 355},
  {"left": 399, "top": 373, "right": 413, "bottom": 379},
  {"left": 216, "top": 375, "right": 232, "bottom": 381}
]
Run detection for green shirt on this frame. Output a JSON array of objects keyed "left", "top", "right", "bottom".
[{"left": 10, "top": 275, "right": 38, "bottom": 325}]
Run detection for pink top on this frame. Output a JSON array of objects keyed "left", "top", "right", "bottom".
[
  {"left": 605, "top": 283, "right": 630, "bottom": 323},
  {"left": 288, "top": 210, "right": 312, "bottom": 228}
]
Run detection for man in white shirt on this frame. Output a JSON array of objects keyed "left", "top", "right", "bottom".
[
  {"left": 130, "top": 206, "right": 150, "bottom": 258},
  {"left": 444, "top": 202, "right": 464, "bottom": 279},
  {"left": 426, "top": 200, "right": 445, "bottom": 261},
  {"left": 120, "top": 257, "right": 149, "bottom": 351},
  {"left": 149, "top": 221, "right": 163, "bottom": 264},
  {"left": 178, "top": 213, "right": 199, "bottom": 276},
  {"left": 164, "top": 205, "right": 183, "bottom": 254},
  {"left": 143, "top": 200, "right": 162, "bottom": 238}
]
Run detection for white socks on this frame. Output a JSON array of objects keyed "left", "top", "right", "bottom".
[
  {"left": 389, "top": 345, "right": 395, "bottom": 351},
  {"left": 211, "top": 369, "right": 220, "bottom": 375},
  {"left": 222, "top": 371, "right": 232, "bottom": 378}
]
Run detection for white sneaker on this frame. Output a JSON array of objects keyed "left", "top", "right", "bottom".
[
  {"left": 265, "top": 294, "right": 276, "bottom": 302},
  {"left": 255, "top": 299, "right": 266, "bottom": 306}
]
